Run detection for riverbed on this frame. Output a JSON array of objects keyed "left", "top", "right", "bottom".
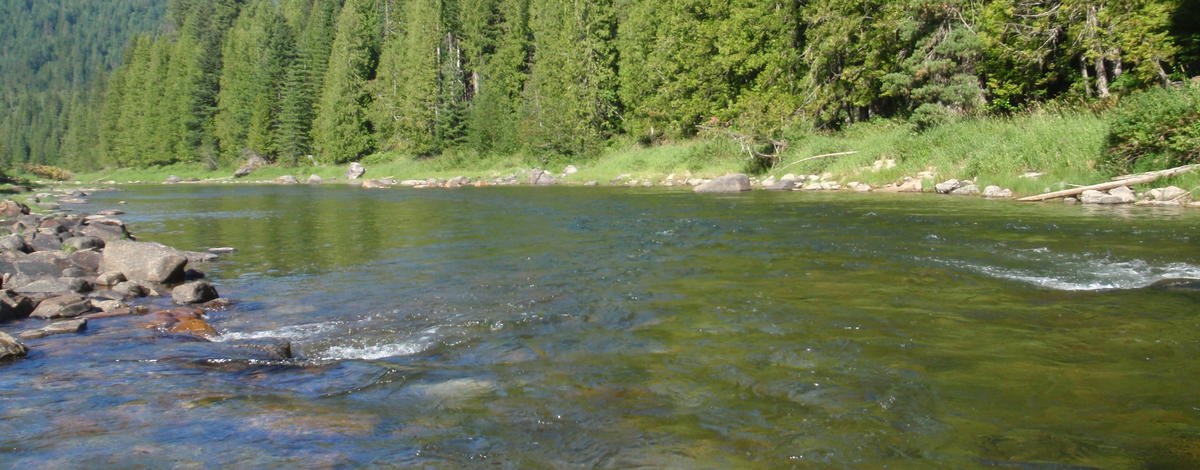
[{"left": 2, "top": 184, "right": 1199, "bottom": 468}]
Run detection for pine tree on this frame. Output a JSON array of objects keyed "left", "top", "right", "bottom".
[
  {"left": 276, "top": 0, "right": 342, "bottom": 163},
  {"left": 312, "top": 0, "right": 380, "bottom": 164},
  {"left": 466, "top": 0, "right": 530, "bottom": 154}
]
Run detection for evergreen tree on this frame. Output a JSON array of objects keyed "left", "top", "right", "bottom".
[
  {"left": 276, "top": 0, "right": 342, "bottom": 163},
  {"left": 312, "top": 0, "right": 380, "bottom": 164},
  {"left": 466, "top": 0, "right": 531, "bottom": 154}
]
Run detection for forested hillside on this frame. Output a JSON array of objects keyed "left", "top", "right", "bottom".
[
  {"left": 0, "top": 0, "right": 167, "bottom": 169},
  {"left": 12, "top": 0, "right": 1200, "bottom": 171}
]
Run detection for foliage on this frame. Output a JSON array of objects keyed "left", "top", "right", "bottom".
[
  {"left": 1102, "top": 81, "right": 1200, "bottom": 172},
  {"left": 18, "top": 163, "right": 76, "bottom": 181}
]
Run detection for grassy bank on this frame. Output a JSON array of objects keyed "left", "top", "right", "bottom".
[{"left": 69, "top": 109, "right": 1200, "bottom": 198}]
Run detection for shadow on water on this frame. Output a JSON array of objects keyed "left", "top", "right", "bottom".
[{"left": 1, "top": 185, "right": 1198, "bottom": 468}]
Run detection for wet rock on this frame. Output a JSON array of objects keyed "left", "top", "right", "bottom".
[
  {"left": 96, "top": 210, "right": 124, "bottom": 216},
  {"left": 445, "top": 176, "right": 468, "bottom": 189},
  {"left": 306, "top": 174, "right": 322, "bottom": 185},
  {"left": 231, "top": 339, "right": 293, "bottom": 360},
  {"left": 164, "top": 175, "right": 182, "bottom": 185},
  {"left": 94, "top": 271, "right": 126, "bottom": 286},
  {"left": 90, "top": 299, "right": 128, "bottom": 313},
  {"left": 14, "top": 278, "right": 76, "bottom": 296},
  {"left": 982, "top": 185, "right": 1013, "bottom": 198},
  {"left": 950, "top": 184, "right": 980, "bottom": 196},
  {"left": 1149, "top": 278, "right": 1200, "bottom": 292},
  {"left": 345, "top": 162, "right": 366, "bottom": 180},
  {"left": 61, "top": 267, "right": 86, "bottom": 278},
  {"left": 530, "top": 169, "right": 556, "bottom": 185},
  {"left": 182, "top": 251, "right": 218, "bottom": 264},
  {"left": 200, "top": 297, "right": 234, "bottom": 311},
  {"left": 172, "top": 281, "right": 218, "bottom": 305},
  {"left": 0, "top": 331, "right": 27, "bottom": 360},
  {"left": 694, "top": 174, "right": 751, "bottom": 193},
  {"left": 80, "top": 219, "right": 131, "bottom": 241},
  {"left": 0, "top": 290, "right": 34, "bottom": 322},
  {"left": 934, "top": 179, "right": 961, "bottom": 194},
  {"left": 0, "top": 235, "right": 32, "bottom": 254},
  {"left": 19, "top": 318, "right": 87, "bottom": 340},
  {"left": 206, "top": 247, "right": 236, "bottom": 254},
  {"left": 0, "top": 200, "right": 31, "bottom": 217},
  {"left": 30, "top": 293, "right": 92, "bottom": 319},
  {"left": 169, "top": 317, "right": 218, "bottom": 338},
  {"left": 100, "top": 240, "right": 187, "bottom": 283},
  {"left": 276, "top": 175, "right": 300, "bottom": 185}
]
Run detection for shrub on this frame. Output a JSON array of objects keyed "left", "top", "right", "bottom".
[
  {"left": 1103, "top": 81, "right": 1200, "bottom": 172},
  {"left": 18, "top": 163, "right": 75, "bottom": 181}
]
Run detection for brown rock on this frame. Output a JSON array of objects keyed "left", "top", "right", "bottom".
[
  {"left": 30, "top": 294, "right": 92, "bottom": 319},
  {"left": 100, "top": 241, "right": 187, "bottom": 283},
  {"left": 169, "top": 318, "right": 217, "bottom": 338},
  {"left": 19, "top": 318, "right": 87, "bottom": 339},
  {"left": 0, "top": 200, "right": 31, "bottom": 217}
]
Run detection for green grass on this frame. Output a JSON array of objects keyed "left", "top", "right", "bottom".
[{"left": 70, "top": 109, "right": 1200, "bottom": 198}]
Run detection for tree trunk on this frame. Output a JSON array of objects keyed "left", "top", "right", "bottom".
[{"left": 1080, "top": 60, "right": 1093, "bottom": 98}]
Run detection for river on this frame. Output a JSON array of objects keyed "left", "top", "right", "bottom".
[{"left": 2, "top": 184, "right": 1199, "bottom": 468}]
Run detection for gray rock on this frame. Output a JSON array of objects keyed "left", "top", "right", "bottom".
[
  {"left": 0, "top": 200, "right": 31, "bottom": 217},
  {"left": 68, "top": 249, "right": 102, "bottom": 272},
  {"left": 1079, "top": 189, "right": 1105, "bottom": 204},
  {"left": 95, "top": 271, "right": 127, "bottom": 286},
  {"left": 0, "top": 235, "right": 32, "bottom": 254},
  {"left": 530, "top": 169, "right": 556, "bottom": 185},
  {"left": 1146, "top": 186, "right": 1189, "bottom": 202},
  {"left": 28, "top": 232, "right": 63, "bottom": 252},
  {"left": 583, "top": 181, "right": 599, "bottom": 187},
  {"left": 0, "top": 290, "right": 34, "bottom": 322},
  {"left": 182, "top": 251, "right": 218, "bottom": 264},
  {"left": 112, "top": 281, "right": 149, "bottom": 298},
  {"left": 1108, "top": 185, "right": 1136, "bottom": 203},
  {"left": 306, "top": 174, "right": 322, "bottom": 185},
  {"left": 981, "top": 185, "right": 1013, "bottom": 198},
  {"left": 62, "top": 236, "right": 105, "bottom": 251},
  {"left": 172, "top": 281, "right": 219, "bottom": 304},
  {"left": 694, "top": 174, "right": 751, "bottom": 193},
  {"left": 19, "top": 318, "right": 87, "bottom": 340},
  {"left": 0, "top": 331, "right": 27, "bottom": 360},
  {"left": 950, "top": 184, "right": 980, "bottom": 196},
  {"left": 13, "top": 278, "right": 74, "bottom": 295},
  {"left": 80, "top": 220, "right": 130, "bottom": 241},
  {"left": 164, "top": 175, "right": 182, "bottom": 184},
  {"left": 345, "top": 162, "right": 366, "bottom": 180},
  {"left": 61, "top": 267, "right": 86, "bottom": 278},
  {"left": 934, "top": 179, "right": 961, "bottom": 194},
  {"left": 360, "top": 179, "right": 392, "bottom": 189},
  {"left": 100, "top": 240, "right": 188, "bottom": 283},
  {"left": 276, "top": 175, "right": 300, "bottom": 185},
  {"left": 90, "top": 299, "right": 128, "bottom": 313},
  {"left": 563, "top": 165, "right": 579, "bottom": 175},
  {"left": 30, "top": 293, "right": 92, "bottom": 319},
  {"left": 763, "top": 178, "right": 796, "bottom": 191},
  {"left": 445, "top": 176, "right": 469, "bottom": 188}
]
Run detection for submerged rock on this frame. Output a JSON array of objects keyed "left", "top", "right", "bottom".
[
  {"left": 1149, "top": 278, "right": 1200, "bottom": 292},
  {"left": 694, "top": 174, "right": 751, "bottom": 193},
  {"left": 19, "top": 318, "right": 87, "bottom": 340}
]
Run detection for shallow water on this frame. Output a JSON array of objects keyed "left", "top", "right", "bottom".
[{"left": 2, "top": 185, "right": 1199, "bottom": 468}]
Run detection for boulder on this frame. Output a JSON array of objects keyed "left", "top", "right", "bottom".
[
  {"left": 361, "top": 179, "right": 392, "bottom": 189},
  {"left": 172, "top": 281, "right": 219, "bottom": 304},
  {"left": 13, "top": 278, "right": 75, "bottom": 296},
  {"left": 694, "top": 174, "right": 751, "bottom": 193},
  {"left": 61, "top": 267, "right": 86, "bottom": 278},
  {"left": 111, "top": 281, "right": 149, "bottom": 298},
  {"left": 1082, "top": 186, "right": 1136, "bottom": 205},
  {"left": 950, "top": 184, "right": 980, "bottom": 196},
  {"left": 1108, "top": 185, "right": 1136, "bottom": 203},
  {"left": 62, "top": 236, "right": 105, "bottom": 251},
  {"left": 233, "top": 155, "right": 269, "bottom": 178},
  {"left": 306, "top": 174, "right": 323, "bottom": 185},
  {"left": 0, "top": 331, "right": 27, "bottom": 361},
  {"left": 345, "top": 162, "right": 366, "bottom": 180},
  {"left": 90, "top": 299, "right": 128, "bottom": 313},
  {"left": 583, "top": 181, "right": 599, "bottom": 187},
  {"left": 934, "top": 179, "right": 961, "bottom": 194},
  {"left": 68, "top": 249, "right": 102, "bottom": 272},
  {"left": 28, "top": 232, "right": 63, "bottom": 252},
  {"left": 1079, "top": 190, "right": 1106, "bottom": 204},
  {"left": 763, "top": 177, "right": 796, "bottom": 191},
  {"left": 981, "top": 186, "right": 1013, "bottom": 198},
  {"left": 80, "top": 219, "right": 131, "bottom": 241},
  {"left": 18, "top": 318, "right": 87, "bottom": 340},
  {"left": 276, "top": 175, "right": 300, "bottom": 185},
  {"left": 100, "top": 240, "right": 188, "bottom": 283},
  {"left": 0, "top": 200, "right": 31, "bottom": 217},
  {"left": 164, "top": 175, "right": 182, "bottom": 184},
  {"left": 530, "top": 169, "right": 556, "bottom": 185},
  {"left": 0, "top": 290, "right": 34, "bottom": 322},
  {"left": 1146, "top": 186, "right": 1190, "bottom": 202},
  {"left": 30, "top": 293, "right": 92, "bottom": 319},
  {"left": 563, "top": 165, "right": 579, "bottom": 175},
  {"left": 0, "top": 234, "right": 32, "bottom": 254},
  {"left": 445, "top": 176, "right": 469, "bottom": 189}
]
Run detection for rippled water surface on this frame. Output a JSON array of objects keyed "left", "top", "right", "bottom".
[{"left": 2, "top": 185, "right": 1199, "bottom": 468}]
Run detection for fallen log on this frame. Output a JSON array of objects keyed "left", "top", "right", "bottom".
[
  {"left": 1110, "top": 164, "right": 1198, "bottom": 181},
  {"left": 1018, "top": 164, "right": 1198, "bottom": 202}
]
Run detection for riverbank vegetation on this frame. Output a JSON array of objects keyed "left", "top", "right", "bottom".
[{"left": 6, "top": 0, "right": 1200, "bottom": 196}]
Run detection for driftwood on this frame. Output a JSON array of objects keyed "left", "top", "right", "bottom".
[
  {"left": 776, "top": 151, "right": 859, "bottom": 172},
  {"left": 1017, "top": 164, "right": 1198, "bottom": 202},
  {"left": 696, "top": 125, "right": 788, "bottom": 165}
]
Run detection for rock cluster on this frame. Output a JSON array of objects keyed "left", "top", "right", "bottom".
[{"left": 0, "top": 192, "right": 228, "bottom": 361}]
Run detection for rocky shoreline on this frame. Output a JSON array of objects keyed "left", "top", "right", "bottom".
[
  {"left": 0, "top": 188, "right": 234, "bottom": 361},
  {"left": 84, "top": 160, "right": 1198, "bottom": 209}
]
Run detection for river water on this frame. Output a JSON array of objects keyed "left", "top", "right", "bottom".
[{"left": 2, "top": 184, "right": 1199, "bottom": 468}]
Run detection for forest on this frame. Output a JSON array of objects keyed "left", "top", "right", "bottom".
[{"left": 3, "top": 0, "right": 1198, "bottom": 171}]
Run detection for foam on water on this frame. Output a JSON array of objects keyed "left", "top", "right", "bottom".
[
  {"left": 316, "top": 340, "right": 430, "bottom": 361},
  {"left": 936, "top": 254, "right": 1200, "bottom": 291},
  {"left": 212, "top": 321, "right": 344, "bottom": 342}
]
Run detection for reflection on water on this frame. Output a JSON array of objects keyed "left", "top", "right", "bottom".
[{"left": 2, "top": 184, "right": 1199, "bottom": 468}]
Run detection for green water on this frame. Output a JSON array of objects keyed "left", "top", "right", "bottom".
[{"left": 2, "top": 185, "right": 1198, "bottom": 468}]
